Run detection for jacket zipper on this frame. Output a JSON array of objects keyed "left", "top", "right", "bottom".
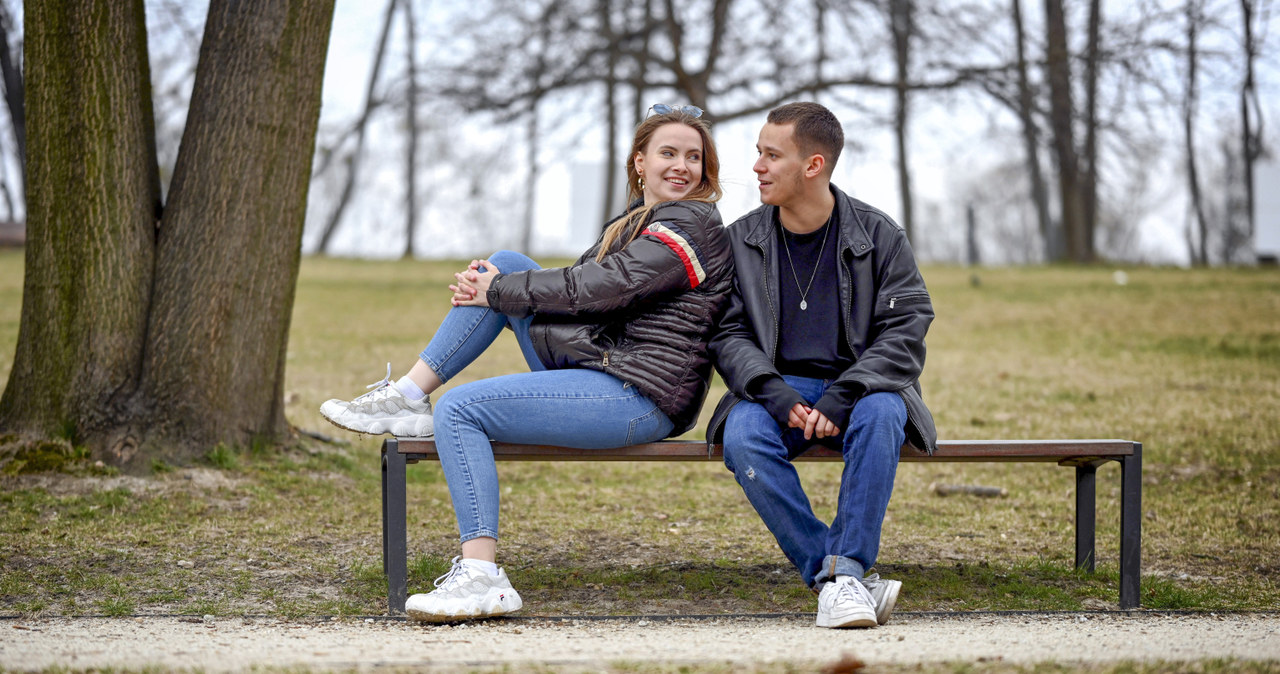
[
  {"left": 889, "top": 292, "right": 930, "bottom": 309},
  {"left": 602, "top": 351, "right": 610, "bottom": 367}
]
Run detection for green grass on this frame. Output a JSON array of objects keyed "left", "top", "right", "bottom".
[{"left": 1, "top": 250, "right": 1279, "bottom": 619}]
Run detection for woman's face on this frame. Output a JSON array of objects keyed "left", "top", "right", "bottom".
[{"left": 634, "top": 122, "right": 704, "bottom": 205}]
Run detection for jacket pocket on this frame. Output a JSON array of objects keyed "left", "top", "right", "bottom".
[{"left": 883, "top": 291, "right": 931, "bottom": 310}]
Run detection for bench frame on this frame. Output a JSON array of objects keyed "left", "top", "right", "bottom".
[{"left": 381, "top": 438, "right": 1142, "bottom": 613}]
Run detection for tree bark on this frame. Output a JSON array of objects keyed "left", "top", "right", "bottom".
[
  {"left": 1183, "top": 0, "right": 1208, "bottom": 265},
  {"left": 1240, "top": 0, "right": 1258, "bottom": 251},
  {"left": 2, "top": 0, "right": 336, "bottom": 470},
  {"left": 1082, "top": 0, "right": 1101, "bottom": 262},
  {"left": 1011, "top": 0, "right": 1055, "bottom": 261},
  {"left": 890, "top": 0, "right": 914, "bottom": 243},
  {"left": 600, "top": 0, "right": 620, "bottom": 227},
  {"left": 0, "top": 3, "right": 25, "bottom": 193},
  {"left": 2, "top": 1, "right": 161, "bottom": 446},
  {"left": 1044, "top": 0, "right": 1089, "bottom": 262},
  {"left": 402, "top": 0, "right": 419, "bottom": 259},
  {"left": 521, "top": 105, "right": 539, "bottom": 254},
  {"left": 316, "top": 0, "right": 396, "bottom": 254}
]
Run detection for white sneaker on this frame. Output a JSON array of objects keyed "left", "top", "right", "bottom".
[
  {"left": 863, "top": 572, "right": 902, "bottom": 625},
  {"left": 320, "top": 364, "right": 433, "bottom": 437},
  {"left": 816, "top": 575, "right": 878, "bottom": 628},
  {"left": 405, "top": 557, "right": 523, "bottom": 622}
]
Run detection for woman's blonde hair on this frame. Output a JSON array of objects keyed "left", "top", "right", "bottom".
[{"left": 595, "top": 110, "right": 721, "bottom": 261}]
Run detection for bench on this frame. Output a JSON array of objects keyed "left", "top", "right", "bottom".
[{"left": 381, "top": 438, "right": 1142, "bottom": 613}]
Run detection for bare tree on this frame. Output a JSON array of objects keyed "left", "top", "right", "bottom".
[
  {"left": 0, "top": 1, "right": 23, "bottom": 199},
  {"left": 890, "top": 0, "right": 915, "bottom": 242},
  {"left": 1183, "top": 0, "right": 1210, "bottom": 265},
  {"left": 600, "top": 0, "right": 622, "bottom": 224},
  {"left": 1082, "top": 0, "right": 1102, "bottom": 261},
  {"left": 315, "top": 0, "right": 397, "bottom": 254},
  {"left": 403, "top": 0, "right": 420, "bottom": 259},
  {"left": 1240, "top": 0, "right": 1263, "bottom": 254},
  {"left": 1044, "top": 0, "right": 1090, "bottom": 262},
  {"left": 1010, "top": 0, "right": 1055, "bottom": 260}
]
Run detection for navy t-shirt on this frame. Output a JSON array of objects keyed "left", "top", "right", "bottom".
[{"left": 776, "top": 211, "right": 853, "bottom": 379}]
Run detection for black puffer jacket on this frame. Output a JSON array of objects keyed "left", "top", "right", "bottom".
[
  {"left": 707, "top": 185, "right": 937, "bottom": 454},
  {"left": 486, "top": 200, "right": 732, "bottom": 435}
]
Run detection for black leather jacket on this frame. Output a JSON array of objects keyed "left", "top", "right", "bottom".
[
  {"left": 707, "top": 185, "right": 937, "bottom": 453},
  {"left": 487, "top": 200, "right": 732, "bottom": 435}
]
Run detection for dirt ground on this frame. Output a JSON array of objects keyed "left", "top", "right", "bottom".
[{"left": 2, "top": 611, "right": 1277, "bottom": 672}]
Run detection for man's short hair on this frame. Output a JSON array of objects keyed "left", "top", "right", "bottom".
[{"left": 767, "top": 102, "right": 844, "bottom": 172}]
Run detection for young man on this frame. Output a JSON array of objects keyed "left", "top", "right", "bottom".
[{"left": 707, "top": 102, "right": 936, "bottom": 629}]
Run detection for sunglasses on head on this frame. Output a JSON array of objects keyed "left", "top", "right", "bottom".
[{"left": 648, "top": 103, "right": 703, "bottom": 118}]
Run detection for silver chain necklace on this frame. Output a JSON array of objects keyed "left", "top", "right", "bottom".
[{"left": 781, "top": 221, "right": 830, "bottom": 311}]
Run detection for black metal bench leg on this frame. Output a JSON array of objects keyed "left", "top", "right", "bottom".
[
  {"left": 1119, "top": 443, "right": 1142, "bottom": 609},
  {"left": 382, "top": 439, "right": 408, "bottom": 614},
  {"left": 1074, "top": 463, "right": 1098, "bottom": 572}
]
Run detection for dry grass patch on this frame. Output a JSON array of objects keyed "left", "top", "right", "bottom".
[{"left": 1, "top": 254, "right": 1277, "bottom": 617}]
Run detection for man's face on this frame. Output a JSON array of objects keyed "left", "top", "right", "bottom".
[{"left": 753, "top": 123, "right": 807, "bottom": 208}]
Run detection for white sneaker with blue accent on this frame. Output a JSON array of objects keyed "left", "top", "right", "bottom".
[
  {"left": 816, "top": 575, "right": 878, "bottom": 628},
  {"left": 319, "top": 363, "right": 433, "bottom": 437},
  {"left": 405, "top": 557, "right": 523, "bottom": 622}
]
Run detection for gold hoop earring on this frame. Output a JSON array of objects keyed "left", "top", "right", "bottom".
[{"left": 638, "top": 176, "right": 645, "bottom": 191}]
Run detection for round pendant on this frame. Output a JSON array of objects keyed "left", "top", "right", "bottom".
[{"left": 800, "top": 300, "right": 808, "bottom": 311}]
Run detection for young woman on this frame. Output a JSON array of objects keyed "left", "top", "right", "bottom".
[{"left": 320, "top": 106, "right": 731, "bottom": 621}]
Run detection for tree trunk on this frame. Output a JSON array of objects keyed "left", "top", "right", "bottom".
[
  {"left": 1183, "top": 0, "right": 1208, "bottom": 266},
  {"left": 632, "top": 0, "right": 651, "bottom": 126},
  {"left": 2, "top": 1, "right": 161, "bottom": 447},
  {"left": 1044, "top": 0, "right": 1089, "bottom": 262},
  {"left": 890, "top": 0, "right": 914, "bottom": 243},
  {"left": 0, "top": 3, "right": 25, "bottom": 193},
  {"left": 1082, "top": 0, "right": 1101, "bottom": 261},
  {"left": 600, "top": 0, "right": 620, "bottom": 227},
  {"left": 316, "top": 0, "right": 395, "bottom": 254},
  {"left": 1011, "top": 0, "right": 1055, "bottom": 261},
  {"left": 1241, "top": 0, "right": 1258, "bottom": 252},
  {"left": 521, "top": 105, "right": 539, "bottom": 254},
  {"left": 402, "top": 0, "right": 419, "bottom": 259},
  {"left": 2, "top": 0, "right": 336, "bottom": 471}
]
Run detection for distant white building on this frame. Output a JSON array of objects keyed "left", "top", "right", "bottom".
[{"left": 1255, "top": 151, "right": 1280, "bottom": 264}]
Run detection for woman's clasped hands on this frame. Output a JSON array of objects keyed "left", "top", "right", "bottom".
[{"left": 450, "top": 259, "right": 503, "bottom": 307}]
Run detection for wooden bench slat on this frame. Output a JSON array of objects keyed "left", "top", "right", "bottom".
[{"left": 393, "top": 438, "right": 1135, "bottom": 462}]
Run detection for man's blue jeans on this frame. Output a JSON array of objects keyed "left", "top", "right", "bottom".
[
  {"left": 722, "top": 375, "right": 905, "bottom": 588},
  {"left": 419, "top": 250, "right": 674, "bottom": 544}
]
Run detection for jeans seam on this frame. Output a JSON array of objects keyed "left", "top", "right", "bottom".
[
  {"left": 625, "top": 406, "right": 662, "bottom": 445},
  {"left": 443, "top": 407, "right": 488, "bottom": 543}
]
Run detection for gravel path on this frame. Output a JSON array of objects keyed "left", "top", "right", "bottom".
[{"left": 3, "top": 612, "right": 1277, "bottom": 671}]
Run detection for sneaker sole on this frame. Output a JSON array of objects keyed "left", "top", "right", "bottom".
[
  {"left": 405, "top": 605, "right": 520, "bottom": 622},
  {"left": 817, "top": 611, "right": 878, "bottom": 628},
  {"left": 874, "top": 579, "right": 902, "bottom": 625},
  {"left": 320, "top": 412, "right": 433, "bottom": 438},
  {"left": 405, "top": 592, "right": 523, "bottom": 623}
]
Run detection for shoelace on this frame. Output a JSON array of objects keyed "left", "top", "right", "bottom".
[
  {"left": 835, "top": 576, "right": 871, "bottom": 604},
  {"left": 352, "top": 363, "right": 394, "bottom": 403},
  {"left": 433, "top": 556, "right": 466, "bottom": 590}
]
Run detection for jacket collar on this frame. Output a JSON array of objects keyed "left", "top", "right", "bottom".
[{"left": 743, "top": 183, "right": 875, "bottom": 258}]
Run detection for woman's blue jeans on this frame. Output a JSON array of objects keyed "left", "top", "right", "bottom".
[
  {"left": 722, "top": 375, "right": 905, "bottom": 588},
  {"left": 419, "top": 250, "right": 674, "bottom": 544}
]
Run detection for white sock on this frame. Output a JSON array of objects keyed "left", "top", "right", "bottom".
[
  {"left": 461, "top": 558, "right": 500, "bottom": 576},
  {"left": 394, "top": 376, "right": 426, "bottom": 401}
]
